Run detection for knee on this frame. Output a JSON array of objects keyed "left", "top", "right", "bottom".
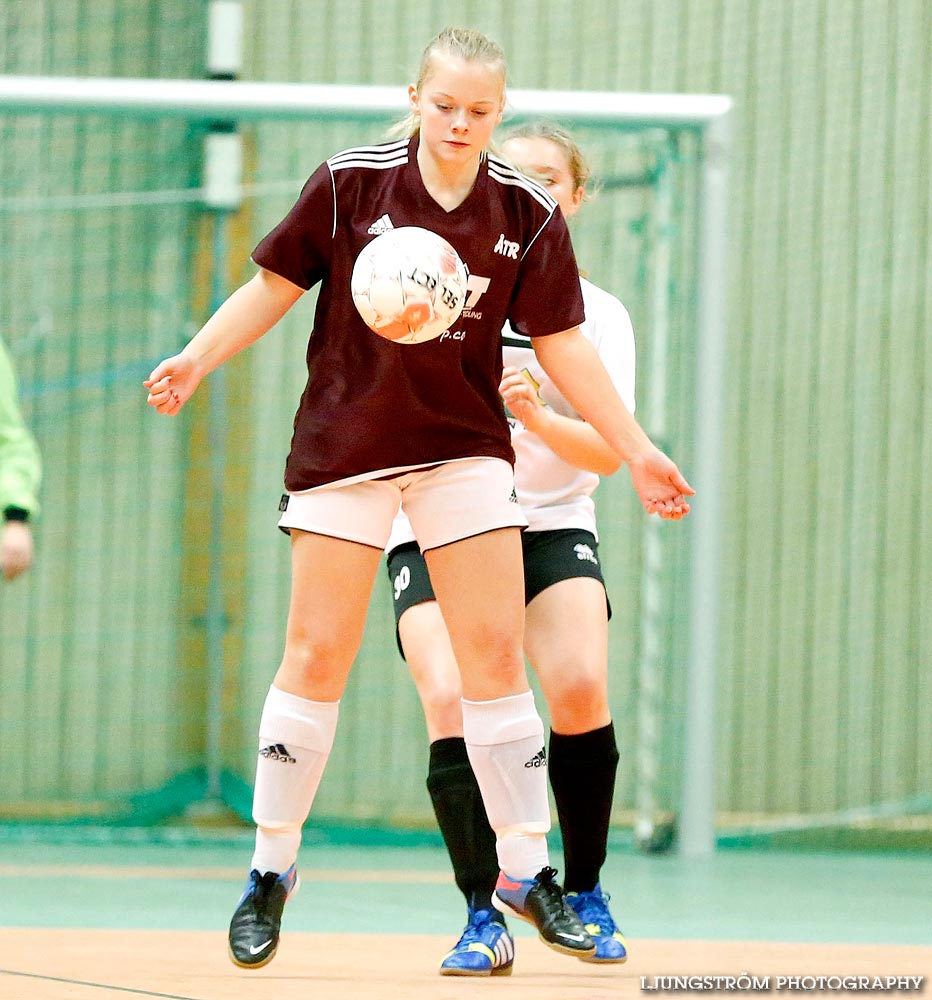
[
  {"left": 280, "top": 629, "right": 356, "bottom": 679},
  {"left": 547, "top": 671, "right": 609, "bottom": 732},
  {"left": 457, "top": 629, "right": 524, "bottom": 677},
  {"left": 419, "top": 679, "right": 464, "bottom": 739}
]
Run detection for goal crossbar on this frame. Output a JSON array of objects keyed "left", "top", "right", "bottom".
[{"left": 0, "top": 75, "right": 731, "bottom": 128}]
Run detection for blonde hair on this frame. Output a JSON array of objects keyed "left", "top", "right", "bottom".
[
  {"left": 501, "top": 120, "right": 593, "bottom": 200},
  {"left": 390, "top": 27, "right": 507, "bottom": 138}
]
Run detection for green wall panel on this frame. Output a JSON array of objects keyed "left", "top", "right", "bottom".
[{"left": 0, "top": 2, "right": 204, "bottom": 819}]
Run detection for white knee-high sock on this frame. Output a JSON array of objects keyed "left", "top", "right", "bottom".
[
  {"left": 250, "top": 685, "right": 339, "bottom": 875},
  {"left": 462, "top": 690, "right": 551, "bottom": 879}
]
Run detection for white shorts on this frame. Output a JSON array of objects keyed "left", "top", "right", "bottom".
[{"left": 277, "top": 457, "right": 527, "bottom": 552}]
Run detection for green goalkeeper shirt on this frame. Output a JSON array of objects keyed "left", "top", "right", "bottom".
[{"left": 0, "top": 337, "right": 41, "bottom": 521}]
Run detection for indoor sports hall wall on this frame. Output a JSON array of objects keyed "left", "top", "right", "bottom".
[
  {"left": 0, "top": 0, "right": 929, "bottom": 842},
  {"left": 0, "top": 3, "right": 207, "bottom": 819}
]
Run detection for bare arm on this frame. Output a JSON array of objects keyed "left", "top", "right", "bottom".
[
  {"left": 531, "top": 327, "right": 694, "bottom": 518},
  {"left": 499, "top": 366, "right": 621, "bottom": 476},
  {"left": 144, "top": 268, "right": 304, "bottom": 414},
  {"left": 532, "top": 327, "right": 654, "bottom": 461}
]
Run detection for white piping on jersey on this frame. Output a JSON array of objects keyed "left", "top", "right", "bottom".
[
  {"left": 487, "top": 155, "right": 557, "bottom": 259},
  {"left": 327, "top": 165, "right": 337, "bottom": 239}
]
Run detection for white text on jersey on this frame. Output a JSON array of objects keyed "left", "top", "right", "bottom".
[{"left": 493, "top": 233, "right": 520, "bottom": 259}]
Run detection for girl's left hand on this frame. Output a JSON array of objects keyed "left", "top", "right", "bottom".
[
  {"left": 499, "top": 366, "right": 546, "bottom": 432},
  {"left": 627, "top": 448, "right": 695, "bottom": 520}
]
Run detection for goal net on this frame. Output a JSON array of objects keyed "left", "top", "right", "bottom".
[{"left": 0, "top": 77, "right": 729, "bottom": 853}]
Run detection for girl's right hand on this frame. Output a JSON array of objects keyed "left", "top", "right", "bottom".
[{"left": 143, "top": 353, "right": 200, "bottom": 415}]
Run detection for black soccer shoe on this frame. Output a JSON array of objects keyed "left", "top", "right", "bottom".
[
  {"left": 493, "top": 866, "right": 596, "bottom": 957},
  {"left": 228, "top": 865, "right": 299, "bottom": 969}
]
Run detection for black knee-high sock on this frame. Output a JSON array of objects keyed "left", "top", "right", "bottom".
[
  {"left": 426, "top": 737, "right": 500, "bottom": 915},
  {"left": 549, "top": 723, "right": 620, "bottom": 893}
]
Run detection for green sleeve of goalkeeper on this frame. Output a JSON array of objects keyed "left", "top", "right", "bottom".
[{"left": 0, "top": 336, "right": 42, "bottom": 521}]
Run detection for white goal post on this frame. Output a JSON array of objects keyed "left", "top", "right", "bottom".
[{"left": 0, "top": 75, "right": 732, "bottom": 856}]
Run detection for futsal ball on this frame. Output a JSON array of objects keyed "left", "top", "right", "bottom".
[{"left": 351, "top": 226, "right": 469, "bottom": 344}]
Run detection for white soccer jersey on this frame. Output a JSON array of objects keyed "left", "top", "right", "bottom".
[
  {"left": 385, "top": 276, "right": 635, "bottom": 552},
  {"left": 503, "top": 276, "right": 635, "bottom": 537}
]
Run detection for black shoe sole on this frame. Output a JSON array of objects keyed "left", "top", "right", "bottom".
[
  {"left": 228, "top": 943, "right": 279, "bottom": 970},
  {"left": 493, "top": 892, "right": 596, "bottom": 957},
  {"left": 536, "top": 934, "right": 597, "bottom": 957}
]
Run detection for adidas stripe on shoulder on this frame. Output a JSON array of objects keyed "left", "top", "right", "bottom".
[
  {"left": 487, "top": 155, "right": 558, "bottom": 214},
  {"left": 329, "top": 139, "right": 410, "bottom": 173}
]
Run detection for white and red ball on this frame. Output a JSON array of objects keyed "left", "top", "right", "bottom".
[{"left": 350, "top": 226, "right": 469, "bottom": 344}]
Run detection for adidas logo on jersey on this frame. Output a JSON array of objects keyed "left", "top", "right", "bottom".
[
  {"left": 524, "top": 748, "right": 547, "bottom": 768},
  {"left": 493, "top": 233, "right": 520, "bottom": 259},
  {"left": 574, "top": 543, "right": 598, "bottom": 565},
  {"left": 367, "top": 213, "right": 394, "bottom": 235},
  {"left": 260, "top": 743, "right": 296, "bottom": 764}
]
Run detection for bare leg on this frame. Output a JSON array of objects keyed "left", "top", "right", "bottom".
[
  {"left": 399, "top": 600, "right": 464, "bottom": 742},
  {"left": 402, "top": 534, "right": 596, "bottom": 959},
  {"left": 230, "top": 530, "right": 387, "bottom": 969},
  {"left": 423, "top": 527, "right": 527, "bottom": 699},
  {"left": 274, "top": 530, "right": 384, "bottom": 700},
  {"left": 251, "top": 533, "right": 382, "bottom": 871},
  {"left": 524, "top": 577, "right": 610, "bottom": 734},
  {"left": 525, "top": 577, "right": 625, "bottom": 961},
  {"left": 425, "top": 528, "right": 551, "bottom": 885}
]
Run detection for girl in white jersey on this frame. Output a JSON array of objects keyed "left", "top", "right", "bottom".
[
  {"left": 145, "top": 29, "right": 693, "bottom": 973},
  {"left": 385, "top": 123, "right": 675, "bottom": 975}
]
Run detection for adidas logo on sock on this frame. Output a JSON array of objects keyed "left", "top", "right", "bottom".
[
  {"left": 367, "top": 213, "right": 394, "bottom": 235},
  {"left": 259, "top": 743, "right": 296, "bottom": 764},
  {"left": 524, "top": 748, "right": 547, "bottom": 768}
]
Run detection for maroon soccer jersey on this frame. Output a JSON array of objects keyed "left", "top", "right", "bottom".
[{"left": 252, "top": 134, "right": 585, "bottom": 492}]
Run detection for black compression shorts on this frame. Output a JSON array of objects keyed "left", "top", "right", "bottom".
[{"left": 384, "top": 528, "right": 611, "bottom": 658}]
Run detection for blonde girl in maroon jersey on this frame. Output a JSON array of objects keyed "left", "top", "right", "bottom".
[{"left": 145, "top": 27, "right": 692, "bottom": 972}]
